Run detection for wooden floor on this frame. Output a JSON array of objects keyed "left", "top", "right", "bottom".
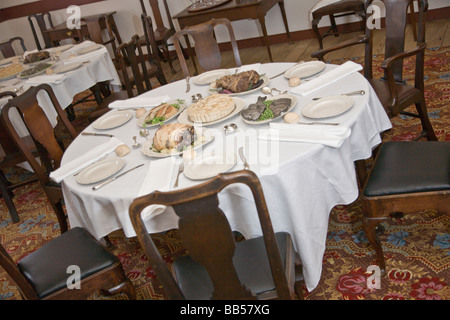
[{"left": 160, "top": 18, "right": 450, "bottom": 83}]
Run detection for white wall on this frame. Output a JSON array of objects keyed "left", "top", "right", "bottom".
[{"left": 0, "top": 0, "right": 448, "bottom": 51}]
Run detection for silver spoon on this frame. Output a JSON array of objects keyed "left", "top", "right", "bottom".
[
  {"left": 139, "top": 129, "right": 149, "bottom": 140},
  {"left": 224, "top": 123, "right": 238, "bottom": 134},
  {"left": 132, "top": 136, "right": 141, "bottom": 148},
  {"left": 261, "top": 87, "right": 287, "bottom": 95},
  {"left": 312, "top": 90, "right": 365, "bottom": 100}
]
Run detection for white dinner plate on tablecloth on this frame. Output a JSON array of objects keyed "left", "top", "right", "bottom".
[
  {"left": 184, "top": 152, "right": 237, "bottom": 180},
  {"left": 193, "top": 69, "right": 230, "bottom": 85},
  {"left": 76, "top": 158, "right": 125, "bottom": 184},
  {"left": 0, "top": 57, "right": 18, "bottom": 66},
  {"left": 92, "top": 110, "right": 133, "bottom": 130},
  {"left": 209, "top": 75, "right": 269, "bottom": 96},
  {"left": 141, "top": 130, "right": 215, "bottom": 158},
  {"left": 53, "top": 62, "right": 83, "bottom": 74},
  {"left": 137, "top": 100, "right": 186, "bottom": 127},
  {"left": 178, "top": 97, "right": 245, "bottom": 126},
  {"left": 302, "top": 95, "right": 354, "bottom": 119},
  {"left": 284, "top": 61, "right": 326, "bottom": 79},
  {"left": 241, "top": 94, "right": 298, "bottom": 125}
]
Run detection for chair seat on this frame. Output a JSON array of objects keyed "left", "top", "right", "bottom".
[
  {"left": 368, "top": 78, "right": 422, "bottom": 116},
  {"left": 312, "top": 0, "right": 365, "bottom": 18},
  {"left": 364, "top": 141, "right": 450, "bottom": 197},
  {"left": 17, "top": 227, "right": 119, "bottom": 299},
  {"left": 173, "top": 232, "right": 295, "bottom": 300}
]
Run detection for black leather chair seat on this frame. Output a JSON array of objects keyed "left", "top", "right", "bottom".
[
  {"left": 364, "top": 141, "right": 450, "bottom": 197},
  {"left": 172, "top": 232, "right": 295, "bottom": 300},
  {"left": 17, "top": 227, "right": 119, "bottom": 299}
]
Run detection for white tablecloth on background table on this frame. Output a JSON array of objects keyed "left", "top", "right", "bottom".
[
  {"left": 60, "top": 62, "right": 392, "bottom": 292},
  {"left": 0, "top": 41, "right": 121, "bottom": 138}
]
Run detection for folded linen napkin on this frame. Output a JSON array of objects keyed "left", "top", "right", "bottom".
[
  {"left": 109, "top": 95, "right": 170, "bottom": 109},
  {"left": 258, "top": 122, "right": 351, "bottom": 148},
  {"left": 291, "top": 61, "right": 363, "bottom": 96},
  {"left": 26, "top": 74, "right": 67, "bottom": 85},
  {"left": 50, "top": 137, "right": 123, "bottom": 183},
  {"left": 138, "top": 158, "right": 176, "bottom": 220},
  {"left": 237, "top": 63, "right": 261, "bottom": 73}
]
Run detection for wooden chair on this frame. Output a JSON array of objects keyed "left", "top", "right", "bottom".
[
  {"left": 28, "top": 12, "right": 56, "bottom": 50},
  {"left": 311, "top": 0, "right": 367, "bottom": 50},
  {"left": 129, "top": 170, "right": 304, "bottom": 300},
  {"left": 87, "top": 33, "right": 167, "bottom": 123},
  {"left": 139, "top": 0, "right": 177, "bottom": 74},
  {"left": 0, "top": 226, "right": 136, "bottom": 300},
  {"left": 0, "top": 37, "right": 26, "bottom": 58},
  {"left": 0, "top": 84, "right": 76, "bottom": 233},
  {"left": 311, "top": 0, "right": 437, "bottom": 142},
  {"left": 173, "top": 18, "right": 242, "bottom": 79},
  {"left": 361, "top": 141, "right": 450, "bottom": 274},
  {"left": 0, "top": 92, "right": 38, "bottom": 223}
]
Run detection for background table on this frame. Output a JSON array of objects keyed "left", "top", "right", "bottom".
[
  {"left": 61, "top": 62, "right": 392, "bottom": 292},
  {"left": 173, "top": 0, "right": 292, "bottom": 63}
]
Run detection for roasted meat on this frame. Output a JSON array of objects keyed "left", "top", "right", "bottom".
[
  {"left": 215, "top": 70, "right": 261, "bottom": 93},
  {"left": 152, "top": 123, "right": 196, "bottom": 152},
  {"left": 241, "top": 96, "right": 267, "bottom": 121}
]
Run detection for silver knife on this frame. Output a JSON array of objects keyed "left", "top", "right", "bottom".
[
  {"left": 185, "top": 76, "right": 190, "bottom": 93},
  {"left": 92, "top": 163, "right": 144, "bottom": 191},
  {"left": 82, "top": 132, "right": 114, "bottom": 137}
]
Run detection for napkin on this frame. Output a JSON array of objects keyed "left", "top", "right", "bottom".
[
  {"left": 108, "top": 95, "right": 170, "bottom": 109},
  {"left": 291, "top": 61, "right": 363, "bottom": 96},
  {"left": 62, "top": 41, "right": 107, "bottom": 64},
  {"left": 237, "top": 63, "right": 261, "bottom": 73},
  {"left": 258, "top": 123, "right": 351, "bottom": 148},
  {"left": 26, "top": 74, "right": 67, "bottom": 85},
  {"left": 138, "top": 158, "right": 176, "bottom": 220},
  {"left": 50, "top": 137, "right": 123, "bottom": 183}
]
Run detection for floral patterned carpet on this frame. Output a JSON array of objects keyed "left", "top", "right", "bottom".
[{"left": 0, "top": 47, "right": 448, "bottom": 300}]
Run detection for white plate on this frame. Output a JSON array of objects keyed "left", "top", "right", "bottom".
[
  {"left": 178, "top": 97, "right": 245, "bottom": 126},
  {"left": 92, "top": 110, "right": 134, "bottom": 130},
  {"left": 76, "top": 158, "right": 125, "bottom": 184},
  {"left": 302, "top": 95, "right": 354, "bottom": 119},
  {"left": 209, "top": 75, "right": 269, "bottom": 96},
  {"left": 193, "top": 69, "right": 230, "bottom": 85},
  {"left": 141, "top": 129, "right": 215, "bottom": 158},
  {"left": 76, "top": 44, "right": 102, "bottom": 55},
  {"left": 241, "top": 94, "right": 298, "bottom": 125},
  {"left": 0, "top": 57, "right": 18, "bottom": 66},
  {"left": 184, "top": 152, "right": 237, "bottom": 180},
  {"left": 0, "top": 64, "right": 24, "bottom": 81},
  {"left": 52, "top": 62, "right": 83, "bottom": 74},
  {"left": 284, "top": 61, "right": 326, "bottom": 79},
  {"left": 137, "top": 100, "right": 186, "bottom": 127}
]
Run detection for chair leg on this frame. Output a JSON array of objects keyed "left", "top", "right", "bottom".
[
  {"left": 363, "top": 216, "right": 387, "bottom": 274},
  {"left": 104, "top": 278, "right": 136, "bottom": 300},
  {"left": 0, "top": 170, "right": 20, "bottom": 223},
  {"left": 312, "top": 18, "right": 323, "bottom": 49},
  {"left": 415, "top": 99, "right": 438, "bottom": 141},
  {"left": 50, "top": 200, "right": 68, "bottom": 234}
]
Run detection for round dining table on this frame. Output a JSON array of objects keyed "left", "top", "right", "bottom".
[{"left": 59, "top": 62, "right": 392, "bottom": 292}]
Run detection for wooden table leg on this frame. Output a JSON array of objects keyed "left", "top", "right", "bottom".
[
  {"left": 257, "top": 14, "right": 273, "bottom": 62},
  {"left": 278, "top": 1, "right": 293, "bottom": 44}
]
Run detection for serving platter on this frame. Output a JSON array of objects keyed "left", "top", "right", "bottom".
[
  {"left": 192, "top": 69, "right": 230, "bottom": 85},
  {"left": 302, "top": 95, "right": 354, "bottom": 119},
  {"left": 178, "top": 97, "right": 245, "bottom": 126},
  {"left": 92, "top": 110, "right": 134, "bottom": 130},
  {"left": 184, "top": 152, "right": 237, "bottom": 180},
  {"left": 284, "top": 61, "right": 326, "bottom": 79},
  {"left": 141, "top": 129, "right": 215, "bottom": 158},
  {"left": 0, "top": 64, "right": 24, "bottom": 81},
  {"left": 76, "top": 158, "right": 125, "bottom": 184},
  {"left": 137, "top": 100, "right": 186, "bottom": 127},
  {"left": 241, "top": 94, "right": 298, "bottom": 125},
  {"left": 17, "top": 62, "right": 54, "bottom": 79},
  {"left": 209, "top": 75, "right": 269, "bottom": 96}
]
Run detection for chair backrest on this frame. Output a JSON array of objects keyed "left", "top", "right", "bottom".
[
  {"left": 173, "top": 18, "right": 242, "bottom": 78},
  {"left": 129, "top": 170, "right": 291, "bottom": 300},
  {"left": 28, "top": 12, "right": 54, "bottom": 50},
  {"left": 0, "top": 84, "right": 77, "bottom": 186},
  {"left": 0, "top": 241, "right": 39, "bottom": 299},
  {"left": 0, "top": 37, "right": 26, "bottom": 58},
  {"left": 363, "top": 0, "right": 427, "bottom": 83},
  {"left": 117, "top": 35, "right": 154, "bottom": 97},
  {"left": 141, "top": 14, "right": 165, "bottom": 76},
  {"left": 139, "top": 0, "right": 175, "bottom": 32}
]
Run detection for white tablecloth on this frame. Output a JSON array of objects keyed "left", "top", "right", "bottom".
[
  {"left": 60, "top": 62, "right": 392, "bottom": 292},
  {"left": 0, "top": 41, "right": 121, "bottom": 138}
]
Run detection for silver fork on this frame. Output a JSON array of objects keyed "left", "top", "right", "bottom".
[{"left": 173, "top": 162, "right": 184, "bottom": 188}]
